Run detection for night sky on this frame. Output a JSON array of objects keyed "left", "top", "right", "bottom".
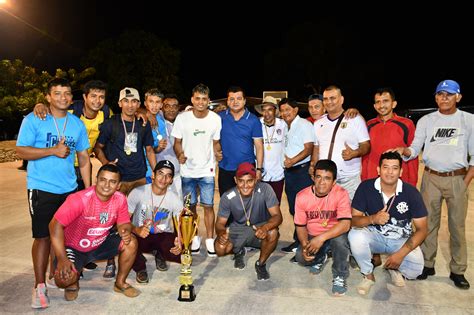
[{"left": 1, "top": 1, "right": 472, "bottom": 117}]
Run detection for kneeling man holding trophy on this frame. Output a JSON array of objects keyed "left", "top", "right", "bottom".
[{"left": 215, "top": 162, "right": 283, "bottom": 280}]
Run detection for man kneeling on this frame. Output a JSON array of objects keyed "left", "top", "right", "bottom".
[
  {"left": 294, "top": 159, "right": 352, "bottom": 296},
  {"left": 214, "top": 162, "right": 282, "bottom": 280},
  {"left": 49, "top": 164, "right": 140, "bottom": 301},
  {"left": 349, "top": 152, "right": 427, "bottom": 295}
]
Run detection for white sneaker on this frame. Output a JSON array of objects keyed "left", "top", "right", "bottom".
[
  {"left": 357, "top": 276, "right": 375, "bottom": 295},
  {"left": 31, "top": 283, "right": 49, "bottom": 309},
  {"left": 191, "top": 236, "right": 201, "bottom": 253},
  {"left": 205, "top": 238, "right": 217, "bottom": 257},
  {"left": 388, "top": 269, "right": 405, "bottom": 287}
]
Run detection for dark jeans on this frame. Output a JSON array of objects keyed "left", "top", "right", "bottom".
[
  {"left": 295, "top": 233, "right": 350, "bottom": 279},
  {"left": 132, "top": 232, "right": 180, "bottom": 272},
  {"left": 284, "top": 163, "right": 313, "bottom": 241}
]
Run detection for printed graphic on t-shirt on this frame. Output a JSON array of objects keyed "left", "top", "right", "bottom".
[
  {"left": 46, "top": 133, "right": 77, "bottom": 152},
  {"left": 430, "top": 127, "right": 460, "bottom": 145}
]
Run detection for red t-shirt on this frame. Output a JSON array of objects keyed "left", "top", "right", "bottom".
[
  {"left": 295, "top": 184, "right": 352, "bottom": 236},
  {"left": 54, "top": 186, "right": 130, "bottom": 252}
]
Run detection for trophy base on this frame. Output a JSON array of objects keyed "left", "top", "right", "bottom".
[{"left": 178, "top": 284, "right": 196, "bottom": 302}]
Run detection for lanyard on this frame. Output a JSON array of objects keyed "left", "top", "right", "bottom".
[
  {"left": 52, "top": 115, "right": 68, "bottom": 141},
  {"left": 121, "top": 115, "right": 135, "bottom": 134},
  {"left": 264, "top": 123, "right": 277, "bottom": 150},
  {"left": 238, "top": 191, "right": 254, "bottom": 226}
]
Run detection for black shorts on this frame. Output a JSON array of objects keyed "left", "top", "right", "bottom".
[
  {"left": 61, "top": 231, "right": 122, "bottom": 271},
  {"left": 27, "top": 189, "right": 72, "bottom": 238}
]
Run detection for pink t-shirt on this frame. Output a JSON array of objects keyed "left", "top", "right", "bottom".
[
  {"left": 294, "top": 184, "right": 351, "bottom": 236},
  {"left": 54, "top": 186, "right": 130, "bottom": 252}
]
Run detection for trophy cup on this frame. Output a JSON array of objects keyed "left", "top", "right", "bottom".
[{"left": 173, "top": 193, "right": 198, "bottom": 302}]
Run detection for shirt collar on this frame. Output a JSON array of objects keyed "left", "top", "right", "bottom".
[{"left": 374, "top": 177, "right": 403, "bottom": 195}]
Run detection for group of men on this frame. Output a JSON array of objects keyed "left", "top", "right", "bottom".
[{"left": 16, "top": 78, "right": 473, "bottom": 309}]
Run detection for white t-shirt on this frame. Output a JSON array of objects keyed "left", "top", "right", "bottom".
[
  {"left": 260, "top": 117, "right": 287, "bottom": 181},
  {"left": 314, "top": 114, "right": 369, "bottom": 178},
  {"left": 171, "top": 110, "right": 222, "bottom": 178},
  {"left": 128, "top": 184, "right": 183, "bottom": 234}
]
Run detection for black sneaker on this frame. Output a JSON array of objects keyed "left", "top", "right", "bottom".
[
  {"left": 155, "top": 252, "right": 168, "bottom": 271},
  {"left": 255, "top": 261, "right": 270, "bottom": 280},
  {"left": 136, "top": 270, "right": 149, "bottom": 284},
  {"left": 103, "top": 263, "right": 116, "bottom": 278},
  {"left": 449, "top": 273, "right": 470, "bottom": 290},
  {"left": 289, "top": 256, "right": 299, "bottom": 264},
  {"left": 281, "top": 241, "right": 299, "bottom": 253},
  {"left": 84, "top": 262, "right": 98, "bottom": 270},
  {"left": 417, "top": 267, "right": 435, "bottom": 280},
  {"left": 233, "top": 249, "right": 245, "bottom": 269}
]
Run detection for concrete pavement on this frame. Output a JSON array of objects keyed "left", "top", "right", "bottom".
[{"left": 0, "top": 159, "right": 473, "bottom": 314}]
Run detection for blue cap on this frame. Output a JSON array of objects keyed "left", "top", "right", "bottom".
[{"left": 435, "top": 80, "right": 461, "bottom": 94}]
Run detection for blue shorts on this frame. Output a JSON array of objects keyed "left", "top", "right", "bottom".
[{"left": 181, "top": 176, "right": 215, "bottom": 207}]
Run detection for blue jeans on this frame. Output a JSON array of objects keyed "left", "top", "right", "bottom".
[
  {"left": 348, "top": 226, "right": 424, "bottom": 279},
  {"left": 295, "top": 233, "right": 350, "bottom": 279},
  {"left": 181, "top": 176, "right": 215, "bottom": 207}
]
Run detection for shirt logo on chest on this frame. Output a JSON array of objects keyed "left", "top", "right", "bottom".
[{"left": 99, "top": 212, "right": 109, "bottom": 224}]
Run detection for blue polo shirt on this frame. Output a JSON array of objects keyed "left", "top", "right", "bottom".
[
  {"left": 352, "top": 178, "right": 427, "bottom": 239},
  {"left": 219, "top": 108, "right": 263, "bottom": 171}
]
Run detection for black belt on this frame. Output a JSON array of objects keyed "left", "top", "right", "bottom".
[{"left": 285, "top": 162, "right": 310, "bottom": 172}]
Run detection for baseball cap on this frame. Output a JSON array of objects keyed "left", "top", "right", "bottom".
[
  {"left": 153, "top": 160, "right": 175, "bottom": 177},
  {"left": 435, "top": 80, "right": 461, "bottom": 94},
  {"left": 255, "top": 96, "right": 279, "bottom": 115},
  {"left": 119, "top": 87, "right": 140, "bottom": 101},
  {"left": 235, "top": 162, "right": 256, "bottom": 178}
]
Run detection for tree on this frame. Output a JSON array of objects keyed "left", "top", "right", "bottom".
[{"left": 82, "top": 30, "right": 182, "bottom": 107}]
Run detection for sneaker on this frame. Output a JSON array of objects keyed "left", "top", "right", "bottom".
[
  {"left": 46, "top": 276, "right": 58, "bottom": 289},
  {"left": 136, "top": 270, "right": 149, "bottom": 284},
  {"left": 332, "top": 276, "right": 347, "bottom": 296},
  {"left": 103, "top": 263, "right": 116, "bottom": 278},
  {"left": 388, "top": 269, "right": 405, "bottom": 287},
  {"left": 449, "top": 273, "right": 470, "bottom": 290},
  {"left": 281, "top": 241, "right": 299, "bottom": 253},
  {"left": 357, "top": 276, "right": 375, "bottom": 295},
  {"left": 191, "top": 236, "right": 201, "bottom": 253},
  {"left": 289, "top": 256, "right": 299, "bottom": 264},
  {"left": 205, "top": 238, "right": 217, "bottom": 257},
  {"left": 417, "top": 267, "right": 435, "bottom": 280},
  {"left": 155, "top": 252, "right": 168, "bottom": 271},
  {"left": 349, "top": 255, "right": 359, "bottom": 270},
  {"left": 233, "top": 248, "right": 246, "bottom": 269},
  {"left": 84, "top": 262, "right": 98, "bottom": 270},
  {"left": 309, "top": 254, "right": 328, "bottom": 275},
  {"left": 255, "top": 261, "right": 270, "bottom": 280},
  {"left": 31, "top": 283, "right": 49, "bottom": 309}
]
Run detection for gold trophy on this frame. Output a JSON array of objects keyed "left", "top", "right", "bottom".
[{"left": 173, "top": 193, "right": 198, "bottom": 302}]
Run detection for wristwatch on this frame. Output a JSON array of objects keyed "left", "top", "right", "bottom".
[{"left": 256, "top": 167, "right": 264, "bottom": 172}]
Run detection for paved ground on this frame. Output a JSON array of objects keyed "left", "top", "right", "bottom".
[{"left": 0, "top": 159, "right": 473, "bottom": 314}]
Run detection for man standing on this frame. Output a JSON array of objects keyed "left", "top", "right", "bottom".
[
  {"left": 394, "top": 80, "right": 473, "bottom": 289},
  {"left": 218, "top": 86, "right": 264, "bottom": 195},
  {"left": 306, "top": 93, "right": 325, "bottom": 124},
  {"left": 279, "top": 98, "right": 315, "bottom": 254},
  {"left": 362, "top": 88, "right": 418, "bottom": 186},
  {"left": 128, "top": 160, "right": 183, "bottom": 283},
  {"left": 214, "top": 162, "right": 282, "bottom": 280},
  {"left": 311, "top": 85, "right": 370, "bottom": 200},
  {"left": 172, "top": 84, "right": 222, "bottom": 256},
  {"left": 16, "top": 78, "right": 91, "bottom": 309},
  {"left": 349, "top": 152, "right": 428, "bottom": 295},
  {"left": 49, "top": 164, "right": 140, "bottom": 301},
  {"left": 294, "top": 159, "right": 351, "bottom": 296},
  {"left": 94, "top": 87, "right": 156, "bottom": 195},
  {"left": 254, "top": 96, "right": 287, "bottom": 202}
]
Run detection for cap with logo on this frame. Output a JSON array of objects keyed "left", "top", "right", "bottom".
[
  {"left": 119, "top": 87, "right": 140, "bottom": 101},
  {"left": 255, "top": 96, "right": 279, "bottom": 115},
  {"left": 435, "top": 80, "right": 461, "bottom": 94},
  {"left": 235, "top": 162, "right": 256, "bottom": 178},
  {"left": 153, "top": 159, "right": 175, "bottom": 177}
]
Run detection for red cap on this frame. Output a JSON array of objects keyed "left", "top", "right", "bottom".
[{"left": 236, "top": 162, "right": 256, "bottom": 178}]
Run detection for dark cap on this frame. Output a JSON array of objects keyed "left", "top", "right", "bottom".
[
  {"left": 235, "top": 162, "right": 256, "bottom": 178},
  {"left": 153, "top": 160, "right": 175, "bottom": 177}
]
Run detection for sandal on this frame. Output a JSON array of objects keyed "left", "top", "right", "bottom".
[
  {"left": 64, "top": 284, "right": 79, "bottom": 301},
  {"left": 113, "top": 283, "right": 141, "bottom": 298}
]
